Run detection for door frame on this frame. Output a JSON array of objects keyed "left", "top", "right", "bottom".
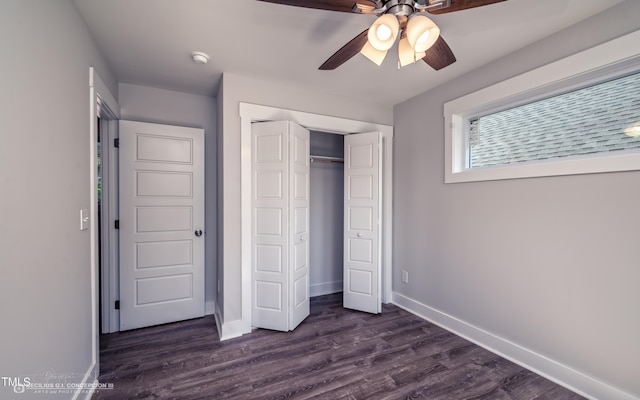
[
  {"left": 89, "top": 68, "right": 120, "bottom": 379},
  {"left": 98, "top": 113, "right": 121, "bottom": 335},
  {"left": 239, "top": 102, "right": 393, "bottom": 335}
]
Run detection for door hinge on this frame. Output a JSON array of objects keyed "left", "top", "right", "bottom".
[
  {"left": 114, "top": 138, "right": 120, "bottom": 148},
  {"left": 115, "top": 300, "right": 120, "bottom": 310},
  {"left": 114, "top": 220, "right": 120, "bottom": 229}
]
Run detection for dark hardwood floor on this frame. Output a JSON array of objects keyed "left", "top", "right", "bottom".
[{"left": 94, "top": 293, "right": 584, "bottom": 400}]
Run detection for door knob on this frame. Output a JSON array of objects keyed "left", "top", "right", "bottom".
[
  {"left": 195, "top": 229, "right": 203, "bottom": 237},
  {"left": 357, "top": 232, "right": 362, "bottom": 237},
  {"left": 300, "top": 236, "right": 304, "bottom": 241}
]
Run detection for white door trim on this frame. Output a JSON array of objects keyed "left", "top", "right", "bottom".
[
  {"left": 99, "top": 118, "right": 120, "bottom": 335},
  {"left": 239, "top": 102, "right": 393, "bottom": 335},
  {"left": 89, "top": 67, "right": 120, "bottom": 386}
]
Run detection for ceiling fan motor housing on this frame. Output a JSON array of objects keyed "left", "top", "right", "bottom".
[
  {"left": 385, "top": 1, "right": 415, "bottom": 17},
  {"left": 375, "top": 0, "right": 452, "bottom": 16}
]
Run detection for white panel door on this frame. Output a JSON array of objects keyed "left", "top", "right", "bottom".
[
  {"left": 289, "top": 122, "right": 310, "bottom": 330},
  {"left": 344, "top": 132, "right": 381, "bottom": 314},
  {"left": 252, "top": 121, "right": 290, "bottom": 331},
  {"left": 251, "top": 121, "right": 310, "bottom": 332},
  {"left": 119, "top": 121, "right": 205, "bottom": 331}
]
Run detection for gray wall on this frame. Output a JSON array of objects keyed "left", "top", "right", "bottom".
[
  {"left": 309, "top": 132, "right": 344, "bottom": 296},
  {"left": 218, "top": 73, "right": 393, "bottom": 326},
  {"left": 118, "top": 83, "right": 218, "bottom": 314},
  {"left": 393, "top": 1, "right": 640, "bottom": 398},
  {"left": 0, "top": 0, "right": 117, "bottom": 398}
]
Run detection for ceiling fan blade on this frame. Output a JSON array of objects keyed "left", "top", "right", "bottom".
[
  {"left": 422, "top": 35, "right": 456, "bottom": 70},
  {"left": 319, "top": 29, "right": 369, "bottom": 70},
  {"left": 428, "top": 0, "right": 507, "bottom": 14},
  {"left": 257, "top": 0, "right": 376, "bottom": 13}
]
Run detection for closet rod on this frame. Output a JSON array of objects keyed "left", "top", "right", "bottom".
[{"left": 310, "top": 155, "right": 344, "bottom": 164}]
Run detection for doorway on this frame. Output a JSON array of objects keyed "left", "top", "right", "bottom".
[
  {"left": 239, "top": 102, "right": 393, "bottom": 336},
  {"left": 90, "top": 68, "right": 120, "bottom": 380},
  {"left": 309, "top": 131, "right": 344, "bottom": 298}
]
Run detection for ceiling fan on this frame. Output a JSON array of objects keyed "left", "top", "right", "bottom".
[{"left": 257, "top": 0, "right": 507, "bottom": 71}]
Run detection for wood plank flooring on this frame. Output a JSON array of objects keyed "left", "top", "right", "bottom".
[{"left": 93, "top": 293, "right": 584, "bottom": 400}]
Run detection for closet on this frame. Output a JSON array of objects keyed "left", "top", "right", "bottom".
[
  {"left": 251, "top": 120, "right": 383, "bottom": 332},
  {"left": 309, "top": 131, "right": 344, "bottom": 298}
]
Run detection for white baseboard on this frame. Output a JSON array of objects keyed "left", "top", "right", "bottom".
[
  {"left": 78, "top": 380, "right": 98, "bottom": 400},
  {"left": 310, "top": 281, "right": 343, "bottom": 297},
  {"left": 214, "top": 303, "right": 244, "bottom": 341},
  {"left": 392, "top": 292, "right": 638, "bottom": 400},
  {"left": 73, "top": 362, "right": 97, "bottom": 400}
]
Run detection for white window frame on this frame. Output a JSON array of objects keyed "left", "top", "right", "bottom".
[{"left": 444, "top": 29, "right": 640, "bottom": 183}]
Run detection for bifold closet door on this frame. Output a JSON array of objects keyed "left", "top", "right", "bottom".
[
  {"left": 343, "top": 131, "right": 382, "bottom": 314},
  {"left": 251, "top": 120, "right": 310, "bottom": 332},
  {"left": 289, "top": 122, "right": 311, "bottom": 330}
]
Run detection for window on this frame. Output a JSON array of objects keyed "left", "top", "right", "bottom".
[
  {"left": 469, "top": 72, "right": 640, "bottom": 168},
  {"left": 444, "top": 30, "right": 640, "bottom": 183}
]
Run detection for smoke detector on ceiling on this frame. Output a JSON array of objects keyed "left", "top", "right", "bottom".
[{"left": 191, "top": 51, "right": 210, "bottom": 64}]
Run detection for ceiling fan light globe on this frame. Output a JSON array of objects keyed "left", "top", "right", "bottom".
[
  {"left": 398, "top": 37, "right": 415, "bottom": 67},
  {"left": 406, "top": 15, "right": 440, "bottom": 53},
  {"left": 399, "top": 37, "right": 427, "bottom": 67},
  {"left": 368, "top": 14, "right": 399, "bottom": 51},
  {"left": 360, "top": 41, "right": 388, "bottom": 66}
]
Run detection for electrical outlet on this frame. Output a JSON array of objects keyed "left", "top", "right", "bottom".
[{"left": 402, "top": 270, "right": 409, "bottom": 283}]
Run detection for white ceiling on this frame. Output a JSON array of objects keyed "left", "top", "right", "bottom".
[{"left": 74, "top": 0, "right": 626, "bottom": 107}]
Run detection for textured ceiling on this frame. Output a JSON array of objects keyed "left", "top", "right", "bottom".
[{"left": 74, "top": 0, "right": 626, "bottom": 107}]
